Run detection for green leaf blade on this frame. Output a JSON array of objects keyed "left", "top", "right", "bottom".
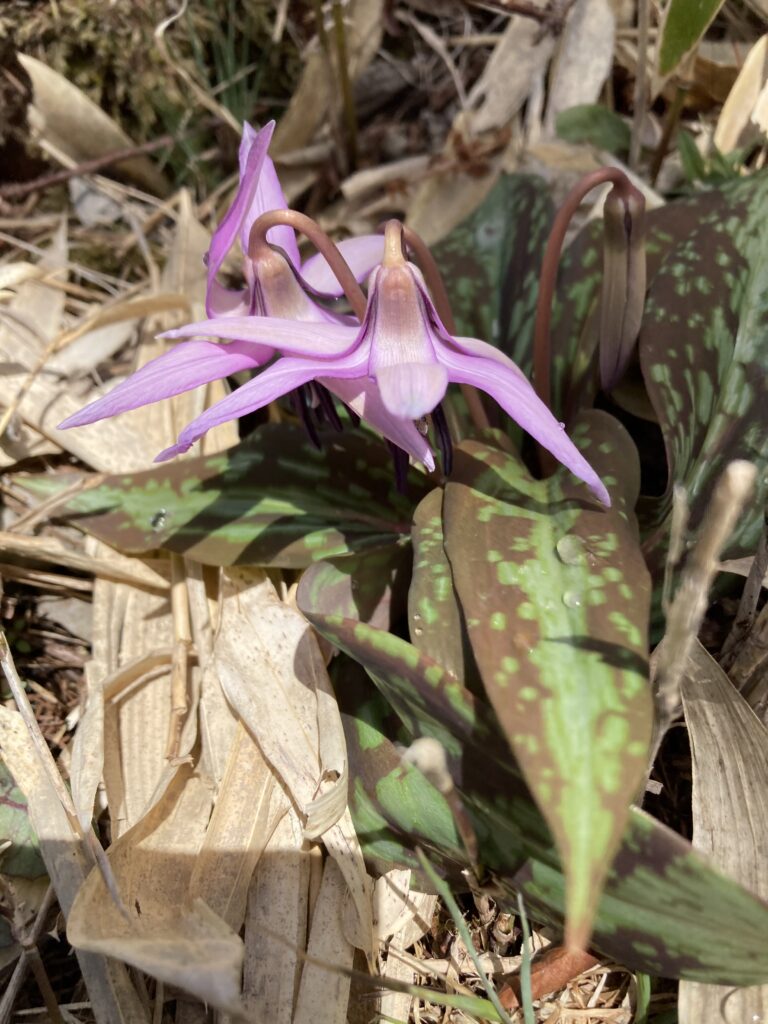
[{"left": 442, "top": 415, "right": 653, "bottom": 948}]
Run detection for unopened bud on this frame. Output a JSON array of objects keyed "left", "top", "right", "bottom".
[{"left": 599, "top": 187, "right": 646, "bottom": 390}]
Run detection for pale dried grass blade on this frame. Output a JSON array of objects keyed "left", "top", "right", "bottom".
[
  {"left": 678, "top": 641, "right": 768, "bottom": 1023},
  {"left": 187, "top": 721, "right": 289, "bottom": 932},
  {"left": 68, "top": 766, "right": 245, "bottom": 1013},
  {"left": 214, "top": 569, "right": 346, "bottom": 820},
  {"left": 0, "top": 531, "right": 169, "bottom": 591},
  {"left": 293, "top": 858, "right": 355, "bottom": 1024},
  {"left": 0, "top": 707, "right": 149, "bottom": 1023},
  {"left": 242, "top": 808, "right": 309, "bottom": 1024}
]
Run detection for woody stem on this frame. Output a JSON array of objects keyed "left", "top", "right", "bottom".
[{"left": 248, "top": 209, "right": 367, "bottom": 320}]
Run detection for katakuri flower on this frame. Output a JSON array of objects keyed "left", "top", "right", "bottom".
[
  {"left": 145, "top": 221, "right": 610, "bottom": 505},
  {"left": 59, "top": 128, "right": 435, "bottom": 468},
  {"left": 207, "top": 119, "right": 384, "bottom": 319}
]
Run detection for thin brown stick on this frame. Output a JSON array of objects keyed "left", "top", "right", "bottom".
[
  {"left": 403, "top": 225, "right": 491, "bottom": 431},
  {"left": 166, "top": 555, "right": 192, "bottom": 761},
  {"left": 0, "top": 884, "right": 57, "bottom": 1024},
  {"left": 331, "top": 0, "right": 358, "bottom": 169},
  {"left": 533, "top": 167, "right": 643, "bottom": 408},
  {"left": 0, "top": 134, "right": 176, "bottom": 201},
  {"left": 248, "top": 209, "right": 367, "bottom": 319}
]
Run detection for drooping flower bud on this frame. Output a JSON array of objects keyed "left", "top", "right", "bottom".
[{"left": 599, "top": 186, "right": 646, "bottom": 390}]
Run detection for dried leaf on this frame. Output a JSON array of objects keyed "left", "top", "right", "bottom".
[
  {"left": 68, "top": 766, "right": 244, "bottom": 1013},
  {"left": 714, "top": 34, "right": 768, "bottom": 153},
  {"left": 678, "top": 641, "right": 768, "bottom": 1022},
  {"left": 0, "top": 707, "right": 149, "bottom": 1022},
  {"left": 544, "top": 0, "right": 616, "bottom": 134},
  {"left": 17, "top": 52, "right": 168, "bottom": 194}
]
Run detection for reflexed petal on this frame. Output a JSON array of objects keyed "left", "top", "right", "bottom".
[
  {"left": 206, "top": 121, "right": 275, "bottom": 316},
  {"left": 376, "top": 362, "right": 448, "bottom": 419},
  {"left": 57, "top": 340, "right": 265, "bottom": 429},
  {"left": 301, "top": 234, "right": 386, "bottom": 294},
  {"left": 437, "top": 345, "right": 611, "bottom": 505},
  {"left": 155, "top": 348, "right": 370, "bottom": 461},
  {"left": 243, "top": 156, "right": 301, "bottom": 269},
  {"left": 321, "top": 376, "right": 436, "bottom": 471},
  {"left": 161, "top": 316, "right": 361, "bottom": 358},
  {"left": 449, "top": 334, "right": 529, "bottom": 381},
  {"left": 206, "top": 280, "right": 251, "bottom": 318}
]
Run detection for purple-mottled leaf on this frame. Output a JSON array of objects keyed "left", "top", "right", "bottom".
[
  {"left": 442, "top": 411, "right": 652, "bottom": 949},
  {"left": 19, "top": 426, "right": 429, "bottom": 568}
]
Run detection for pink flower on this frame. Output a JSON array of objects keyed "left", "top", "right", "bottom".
[{"left": 147, "top": 224, "right": 609, "bottom": 505}]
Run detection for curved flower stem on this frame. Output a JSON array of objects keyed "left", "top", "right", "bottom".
[
  {"left": 402, "top": 225, "right": 491, "bottom": 432},
  {"left": 533, "top": 168, "right": 644, "bottom": 410},
  {"left": 248, "top": 209, "right": 367, "bottom": 320}
]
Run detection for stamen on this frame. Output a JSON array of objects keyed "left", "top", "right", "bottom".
[
  {"left": 292, "top": 387, "right": 322, "bottom": 450},
  {"left": 431, "top": 404, "right": 453, "bottom": 476},
  {"left": 387, "top": 441, "right": 409, "bottom": 495},
  {"left": 314, "top": 384, "right": 344, "bottom": 432}
]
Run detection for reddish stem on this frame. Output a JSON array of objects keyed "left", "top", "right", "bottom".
[
  {"left": 248, "top": 209, "right": 367, "bottom": 320},
  {"left": 533, "top": 168, "right": 644, "bottom": 409}
]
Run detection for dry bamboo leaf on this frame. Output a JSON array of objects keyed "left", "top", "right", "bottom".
[
  {"left": 0, "top": 706, "right": 149, "bottom": 1023},
  {"left": 466, "top": 5, "right": 556, "bottom": 134},
  {"left": 272, "top": 0, "right": 384, "bottom": 155},
  {"left": 68, "top": 765, "right": 245, "bottom": 1013},
  {"left": 326, "top": 809, "right": 374, "bottom": 960},
  {"left": 544, "top": 0, "right": 616, "bottom": 133},
  {"left": 714, "top": 34, "right": 768, "bottom": 153},
  {"left": 70, "top": 660, "right": 106, "bottom": 830},
  {"left": 187, "top": 721, "right": 289, "bottom": 931},
  {"left": 678, "top": 640, "right": 768, "bottom": 1023},
  {"left": 2, "top": 217, "right": 68, "bottom": 355},
  {"left": 242, "top": 807, "right": 310, "bottom": 1024},
  {"left": 214, "top": 569, "right": 346, "bottom": 821},
  {"left": 0, "top": 531, "right": 169, "bottom": 591},
  {"left": 17, "top": 53, "right": 168, "bottom": 195},
  {"left": 293, "top": 858, "right": 355, "bottom": 1024}
]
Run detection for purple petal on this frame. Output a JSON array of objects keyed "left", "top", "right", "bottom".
[
  {"left": 206, "top": 281, "right": 251, "bottom": 318},
  {"left": 161, "top": 316, "right": 361, "bottom": 358},
  {"left": 437, "top": 344, "right": 611, "bottom": 505},
  {"left": 58, "top": 340, "right": 267, "bottom": 429},
  {"left": 301, "top": 235, "right": 386, "bottom": 295},
  {"left": 449, "top": 334, "right": 529, "bottom": 382},
  {"left": 321, "top": 376, "right": 436, "bottom": 471},
  {"left": 155, "top": 348, "right": 370, "bottom": 461},
  {"left": 206, "top": 121, "right": 275, "bottom": 317},
  {"left": 376, "top": 363, "right": 448, "bottom": 419},
  {"left": 243, "top": 156, "right": 301, "bottom": 269}
]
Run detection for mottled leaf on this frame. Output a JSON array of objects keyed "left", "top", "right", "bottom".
[
  {"left": 657, "top": 0, "right": 726, "bottom": 78},
  {"left": 432, "top": 174, "right": 554, "bottom": 378},
  {"left": 637, "top": 172, "right": 768, "bottom": 577},
  {"left": 298, "top": 543, "right": 411, "bottom": 633},
  {"left": 408, "top": 488, "right": 478, "bottom": 687},
  {"left": 307, "top": 624, "right": 768, "bottom": 984},
  {"left": 19, "top": 426, "right": 428, "bottom": 568},
  {"left": 442, "top": 412, "right": 652, "bottom": 948}
]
